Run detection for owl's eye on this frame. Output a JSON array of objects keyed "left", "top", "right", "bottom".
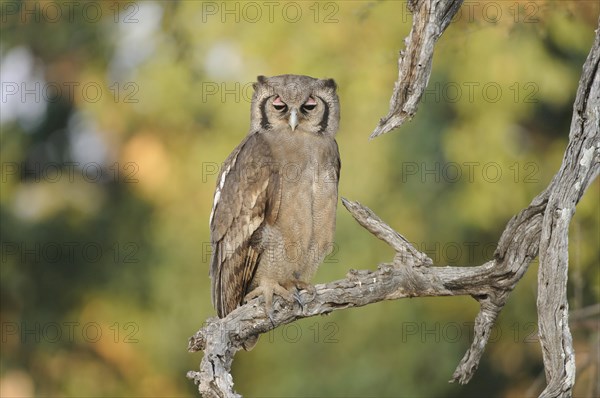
[
  {"left": 301, "top": 97, "right": 318, "bottom": 112},
  {"left": 272, "top": 96, "right": 287, "bottom": 112}
]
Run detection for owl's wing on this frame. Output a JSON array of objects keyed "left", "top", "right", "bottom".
[{"left": 209, "top": 132, "right": 281, "bottom": 317}]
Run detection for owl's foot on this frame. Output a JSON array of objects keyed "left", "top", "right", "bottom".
[
  {"left": 283, "top": 281, "right": 317, "bottom": 310},
  {"left": 244, "top": 280, "right": 295, "bottom": 322}
]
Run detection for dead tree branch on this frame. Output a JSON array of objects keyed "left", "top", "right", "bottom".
[
  {"left": 188, "top": 4, "right": 600, "bottom": 398},
  {"left": 370, "top": 0, "right": 464, "bottom": 139},
  {"left": 536, "top": 23, "right": 600, "bottom": 397}
]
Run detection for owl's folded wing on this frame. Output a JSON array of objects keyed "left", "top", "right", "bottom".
[{"left": 209, "top": 133, "right": 281, "bottom": 317}]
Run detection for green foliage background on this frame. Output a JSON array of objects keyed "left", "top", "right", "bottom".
[{"left": 1, "top": 1, "right": 598, "bottom": 396}]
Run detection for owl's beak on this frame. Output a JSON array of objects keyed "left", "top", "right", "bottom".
[{"left": 289, "top": 108, "right": 298, "bottom": 131}]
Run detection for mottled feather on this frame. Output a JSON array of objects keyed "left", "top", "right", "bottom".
[{"left": 209, "top": 132, "right": 281, "bottom": 317}]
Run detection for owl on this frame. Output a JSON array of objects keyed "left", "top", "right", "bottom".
[{"left": 209, "top": 75, "right": 341, "bottom": 335}]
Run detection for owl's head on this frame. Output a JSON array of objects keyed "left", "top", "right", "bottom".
[{"left": 250, "top": 74, "right": 339, "bottom": 138}]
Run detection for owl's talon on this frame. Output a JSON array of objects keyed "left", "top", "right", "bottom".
[
  {"left": 292, "top": 281, "right": 317, "bottom": 303},
  {"left": 244, "top": 280, "right": 295, "bottom": 321},
  {"left": 304, "top": 284, "right": 317, "bottom": 302},
  {"left": 293, "top": 289, "right": 305, "bottom": 310},
  {"left": 267, "top": 311, "right": 276, "bottom": 326}
]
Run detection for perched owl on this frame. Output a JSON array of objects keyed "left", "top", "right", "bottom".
[{"left": 209, "top": 75, "right": 341, "bottom": 332}]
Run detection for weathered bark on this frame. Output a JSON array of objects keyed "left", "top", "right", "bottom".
[
  {"left": 371, "top": 0, "right": 464, "bottom": 139},
  {"left": 536, "top": 23, "right": 600, "bottom": 398},
  {"left": 188, "top": 3, "right": 600, "bottom": 397}
]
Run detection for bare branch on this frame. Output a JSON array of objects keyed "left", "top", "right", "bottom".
[
  {"left": 370, "top": 0, "right": 464, "bottom": 139},
  {"left": 340, "top": 198, "right": 433, "bottom": 267},
  {"left": 536, "top": 21, "right": 600, "bottom": 398}
]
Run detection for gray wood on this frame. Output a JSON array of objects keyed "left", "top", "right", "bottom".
[
  {"left": 536, "top": 23, "right": 600, "bottom": 397},
  {"left": 370, "top": 0, "right": 464, "bottom": 139}
]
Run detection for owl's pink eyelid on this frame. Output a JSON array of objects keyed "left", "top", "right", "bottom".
[
  {"left": 305, "top": 97, "right": 317, "bottom": 106},
  {"left": 273, "top": 96, "right": 285, "bottom": 106}
]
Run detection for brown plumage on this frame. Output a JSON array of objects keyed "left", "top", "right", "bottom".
[{"left": 209, "top": 75, "right": 341, "bottom": 347}]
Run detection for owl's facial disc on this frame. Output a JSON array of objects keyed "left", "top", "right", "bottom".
[{"left": 270, "top": 95, "right": 322, "bottom": 132}]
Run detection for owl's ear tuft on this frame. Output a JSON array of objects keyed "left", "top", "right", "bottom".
[
  {"left": 323, "top": 78, "right": 337, "bottom": 90},
  {"left": 253, "top": 75, "right": 268, "bottom": 91}
]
